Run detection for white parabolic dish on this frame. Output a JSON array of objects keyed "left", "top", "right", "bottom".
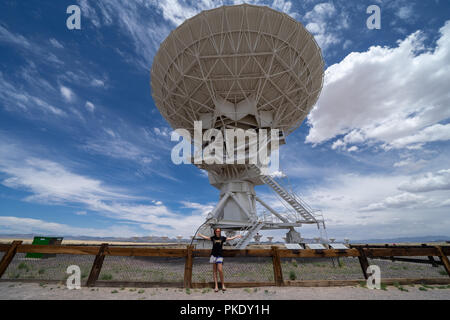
[{"left": 151, "top": 4, "right": 324, "bottom": 136}]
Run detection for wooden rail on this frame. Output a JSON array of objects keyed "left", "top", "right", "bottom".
[{"left": 0, "top": 241, "right": 449, "bottom": 288}]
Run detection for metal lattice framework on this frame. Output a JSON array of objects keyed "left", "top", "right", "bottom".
[{"left": 151, "top": 4, "right": 324, "bottom": 136}]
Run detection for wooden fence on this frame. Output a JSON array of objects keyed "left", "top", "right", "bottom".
[{"left": 0, "top": 241, "right": 449, "bottom": 288}]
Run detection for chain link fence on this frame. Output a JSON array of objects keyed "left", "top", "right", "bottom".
[
  {"left": 2, "top": 252, "right": 95, "bottom": 284},
  {"left": 97, "top": 256, "right": 185, "bottom": 283},
  {"left": 1, "top": 244, "right": 448, "bottom": 287},
  {"left": 192, "top": 256, "right": 274, "bottom": 283}
]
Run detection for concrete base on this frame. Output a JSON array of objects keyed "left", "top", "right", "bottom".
[{"left": 285, "top": 229, "right": 302, "bottom": 243}]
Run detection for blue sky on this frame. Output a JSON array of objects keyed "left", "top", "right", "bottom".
[{"left": 0, "top": 0, "right": 449, "bottom": 241}]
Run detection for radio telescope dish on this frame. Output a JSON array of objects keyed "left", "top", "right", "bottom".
[
  {"left": 151, "top": 4, "right": 324, "bottom": 136},
  {"left": 150, "top": 4, "right": 326, "bottom": 248}
]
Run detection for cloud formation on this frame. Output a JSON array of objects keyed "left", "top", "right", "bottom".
[{"left": 306, "top": 21, "right": 450, "bottom": 151}]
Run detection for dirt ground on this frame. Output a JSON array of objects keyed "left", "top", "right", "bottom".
[{"left": 1, "top": 281, "right": 449, "bottom": 300}]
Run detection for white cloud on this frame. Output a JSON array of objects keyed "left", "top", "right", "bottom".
[
  {"left": 396, "top": 6, "right": 413, "bottom": 20},
  {"left": 269, "top": 170, "right": 286, "bottom": 178},
  {"left": 398, "top": 169, "right": 450, "bottom": 193},
  {"left": 359, "top": 192, "right": 425, "bottom": 212},
  {"left": 49, "top": 38, "right": 64, "bottom": 49},
  {"left": 296, "top": 171, "right": 450, "bottom": 235},
  {"left": 0, "top": 25, "right": 31, "bottom": 48},
  {"left": 153, "top": 127, "right": 170, "bottom": 137},
  {"left": 306, "top": 21, "right": 450, "bottom": 150},
  {"left": 388, "top": 124, "right": 450, "bottom": 149},
  {"left": 0, "top": 72, "right": 65, "bottom": 116},
  {"left": 60, "top": 86, "right": 75, "bottom": 102},
  {"left": 0, "top": 143, "right": 212, "bottom": 238},
  {"left": 0, "top": 25, "right": 63, "bottom": 65},
  {"left": 91, "top": 79, "right": 106, "bottom": 87},
  {"left": 303, "top": 2, "right": 343, "bottom": 50},
  {"left": 75, "top": 211, "right": 87, "bottom": 215},
  {"left": 0, "top": 216, "right": 138, "bottom": 237},
  {"left": 85, "top": 101, "right": 95, "bottom": 111}
]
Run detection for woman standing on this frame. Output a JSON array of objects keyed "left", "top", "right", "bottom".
[{"left": 198, "top": 228, "right": 242, "bottom": 292}]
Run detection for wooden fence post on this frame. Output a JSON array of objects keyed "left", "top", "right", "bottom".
[
  {"left": 87, "top": 243, "right": 108, "bottom": 287},
  {"left": 0, "top": 240, "right": 22, "bottom": 278},
  {"left": 184, "top": 245, "right": 194, "bottom": 288},
  {"left": 422, "top": 244, "right": 438, "bottom": 267},
  {"left": 435, "top": 246, "right": 450, "bottom": 277},
  {"left": 271, "top": 246, "right": 283, "bottom": 286},
  {"left": 356, "top": 247, "right": 370, "bottom": 279}
]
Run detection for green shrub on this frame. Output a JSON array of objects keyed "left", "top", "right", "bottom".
[
  {"left": 289, "top": 270, "right": 297, "bottom": 280},
  {"left": 100, "top": 274, "right": 113, "bottom": 280}
]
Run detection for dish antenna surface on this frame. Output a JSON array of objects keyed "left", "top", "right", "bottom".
[{"left": 151, "top": 4, "right": 327, "bottom": 248}]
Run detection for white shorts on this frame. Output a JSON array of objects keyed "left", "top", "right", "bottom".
[{"left": 209, "top": 255, "right": 223, "bottom": 264}]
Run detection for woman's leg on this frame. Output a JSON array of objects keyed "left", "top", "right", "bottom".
[
  {"left": 217, "top": 263, "right": 225, "bottom": 290},
  {"left": 213, "top": 263, "right": 218, "bottom": 290}
]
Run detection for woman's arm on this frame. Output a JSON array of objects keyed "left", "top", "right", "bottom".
[
  {"left": 226, "top": 234, "right": 242, "bottom": 241},
  {"left": 197, "top": 233, "right": 211, "bottom": 240}
]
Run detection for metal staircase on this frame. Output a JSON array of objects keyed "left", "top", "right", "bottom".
[
  {"left": 249, "top": 164, "right": 320, "bottom": 224},
  {"left": 234, "top": 220, "right": 264, "bottom": 249}
]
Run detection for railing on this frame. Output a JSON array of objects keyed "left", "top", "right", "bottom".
[{"left": 0, "top": 241, "right": 449, "bottom": 288}]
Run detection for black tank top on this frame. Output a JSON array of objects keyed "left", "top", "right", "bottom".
[{"left": 210, "top": 235, "right": 226, "bottom": 257}]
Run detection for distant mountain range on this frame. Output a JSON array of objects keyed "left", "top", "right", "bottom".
[
  {"left": 0, "top": 233, "right": 449, "bottom": 244},
  {"left": 350, "top": 235, "right": 450, "bottom": 244}
]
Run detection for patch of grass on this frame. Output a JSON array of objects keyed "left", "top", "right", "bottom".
[
  {"left": 358, "top": 281, "right": 367, "bottom": 288},
  {"left": 380, "top": 283, "right": 387, "bottom": 291},
  {"left": 111, "top": 290, "right": 118, "bottom": 294},
  {"left": 138, "top": 289, "right": 145, "bottom": 294},
  {"left": 185, "top": 288, "right": 191, "bottom": 295},
  {"left": 253, "top": 288, "right": 258, "bottom": 292},
  {"left": 291, "top": 259, "right": 298, "bottom": 268},
  {"left": 129, "top": 288, "right": 136, "bottom": 292},
  {"left": 38, "top": 269, "right": 45, "bottom": 275},
  {"left": 100, "top": 274, "right": 113, "bottom": 280},
  {"left": 338, "top": 260, "right": 345, "bottom": 268},
  {"left": 18, "top": 262, "right": 27, "bottom": 270},
  {"left": 393, "top": 282, "right": 408, "bottom": 292},
  {"left": 289, "top": 271, "right": 297, "bottom": 280},
  {"left": 264, "top": 290, "right": 269, "bottom": 294},
  {"left": 419, "top": 287, "right": 428, "bottom": 291},
  {"left": 243, "top": 288, "right": 252, "bottom": 293},
  {"left": 438, "top": 270, "right": 448, "bottom": 276},
  {"left": 120, "top": 287, "right": 125, "bottom": 290},
  {"left": 18, "top": 262, "right": 29, "bottom": 272}
]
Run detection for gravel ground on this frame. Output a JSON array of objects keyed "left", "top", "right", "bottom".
[{"left": 1, "top": 282, "right": 450, "bottom": 300}]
